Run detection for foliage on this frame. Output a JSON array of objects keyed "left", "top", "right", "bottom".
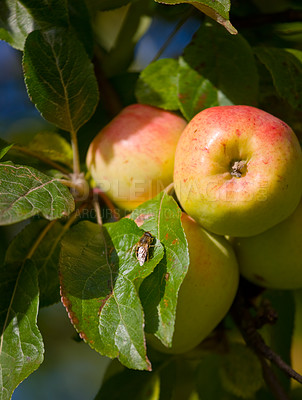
[{"left": 0, "top": 0, "right": 302, "bottom": 399}]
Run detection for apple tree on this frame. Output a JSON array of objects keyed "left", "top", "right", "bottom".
[{"left": 1, "top": 0, "right": 302, "bottom": 399}]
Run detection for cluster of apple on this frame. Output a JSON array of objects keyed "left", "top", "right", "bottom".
[{"left": 86, "top": 103, "right": 302, "bottom": 353}]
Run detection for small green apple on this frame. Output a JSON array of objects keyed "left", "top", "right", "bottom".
[
  {"left": 86, "top": 104, "right": 187, "bottom": 210},
  {"left": 234, "top": 199, "right": 302, "bottom": 289},
  {"left": 173, "top": 105, "right": 302, "bottom": 237},
  {"left": 148, "top": 212, "right": 239, "bottom": 354}
]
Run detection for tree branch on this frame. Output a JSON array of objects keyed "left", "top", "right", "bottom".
[
  {"left": 231, "top": 286, "right": 302, "bottom": 387},
  {"left": 152, "top": 8, "right": 194, "bottom": 63},
  {"left": 259, "top": 356, "right": 290, "bottom": 400}
]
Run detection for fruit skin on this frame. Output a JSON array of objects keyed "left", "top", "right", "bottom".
[
  {"left": 234, "top": 199, "right": 302, "bottom": 290},
  {"left": 86, "top": 104, "right": 187, "bottom": 210},
  {"left": 173, "top": 105, "right": 302, "bottom": 237},
  {"left": 148, "top": 213, "right": 239, "bottom": 354}
]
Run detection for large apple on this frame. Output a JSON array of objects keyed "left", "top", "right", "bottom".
[
  {"left": 233, "top": 199, "right": 302, "bottom": 289},
  {"left": 174, "top": 105, "right": 302, "bottom": 237},
  {"left": 148, "top": 212, "right": 239, "bottom": 354},
  {"left": 86, "top": 104, "right": 187, "bottom": 210}
]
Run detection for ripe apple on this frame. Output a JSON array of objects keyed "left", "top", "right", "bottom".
[
  {"left": 148, "top": 212, "right": 239, "bottom": 354},
  {"left": 233, "top": 199, "right": 302, "bottom": 289},
  {"left": 173, "top": 105, "right": 302, "bottom": 237},
  {"left": 86, "top": 104, "right": 187, "bottom": 210}
]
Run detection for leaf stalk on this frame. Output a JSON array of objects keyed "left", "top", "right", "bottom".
[{"left": 70, "top": 129, "right": 81, "bottom": 177}]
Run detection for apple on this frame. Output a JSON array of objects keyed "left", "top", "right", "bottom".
[
  {"left": 233, "top": 199, "right": 302, "bottom": 289},
  {"left": 148, "top": 212, "right": 239, "bottom": 354},
  {"left": 173, "top": 105, "right": 302, "bottom": 237},
  {"left": 86, "top": 104, "right": 187, "bottom": 210}
]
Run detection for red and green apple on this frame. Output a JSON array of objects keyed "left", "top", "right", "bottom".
[
  {"left": 173, "top": 105, "right": 302, "bottom": 237},
  {"left": 86, "top": 104, "right": 187, "bottom": 210}
]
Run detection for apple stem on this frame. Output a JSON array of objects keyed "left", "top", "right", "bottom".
[
  {"left": 230, "top": 160, "right": 247, "bottom": 178},
  {"left": 93, "top": 198, "right": 103, "bottom": 227}
]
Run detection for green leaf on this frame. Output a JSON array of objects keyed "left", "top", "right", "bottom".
[
  {"left": 0, "top": 0, "right": 34, "bottom": 50},
  {"left": 255, "top": 47, "right": 302, "bottom": 111},
  {"left": 5, "top": 219, "right": 64, "bottom": 307},
  {"left": 154, "top": 0, "right": 237, "bottom": 34},
  {"left": 135, "top": 59, "right": 180, "bottom": 110},
  {"left": 0, "top": 161, "right": 75, "bottom": 225},
  {"left": 59, "top": 218, "right": 164, "bottom": 370},
  {"left": 23, "top": 28, "right": 99, "bottom": 133},
  {"left": 179, "top": 22, "right": 258, "bottom": 118},
  {"left": 0, "top": 259, "right": 44, "bottom": 399},
  {"left": 26, "top": 132, "right": 73, "bottom": 169},
  {"left": 19, "top": 0, "right": 68, "bottom": 29},
  {"left": 0, "top": 138, "right": 13, "bottom": 161},
  {"left": 177, "top": 57, "right": 218, "bottom": 120},
  {"left": 130, "top": 192, "right": 189, "bottom": 347}
]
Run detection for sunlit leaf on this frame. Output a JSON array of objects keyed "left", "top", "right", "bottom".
[
  {"left": 0, "top": 161, "right": 75, "bottom": 225},
  {"left": 60, "top": 218, "right": 164, "bottom": 370},
  {"left": 19, "top": 0, "right": 68, "bottom": 29},
  {"left": 177, "top": 57, "right": 218, "bottom": 120},
  {"left": 130, "top": 192, "right": 189, "bottom": 347},
  {"left": 154, "top": 0, "right": 237, "bottom": 34},
  {"left": 0, "top": 0, "right": 34, "bottom": 50},
  {"left": 0, "top": 138, "right": 13, "bottom": 161},
  {"left": 135, "top": 59, "right": 180, "bottom": 110}
]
